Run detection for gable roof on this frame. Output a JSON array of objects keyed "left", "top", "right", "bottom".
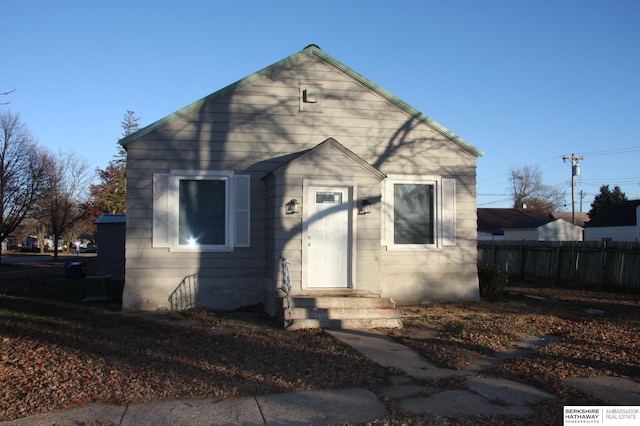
[
  {"left": 478, "top": 208, "right": 557, "bottom": 235},
  {"left": 119, "top": 44, "right": 483, "bottom": 158},
  {"left": 267, "top": 137, "right": 387, "bottom": 181},
  {"left": 551, "top": 211, "right": 590, "bottom": 228},
  {"left": 585, "top": 200, "right": 640, "bottom": 227}
]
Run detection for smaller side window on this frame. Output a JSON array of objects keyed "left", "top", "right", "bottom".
[
  {"left": 393, "top": 182, "right": 435, "bottom": 245},
  {"left": 382, "top": 175, "right": 456, "bottom": 250}
]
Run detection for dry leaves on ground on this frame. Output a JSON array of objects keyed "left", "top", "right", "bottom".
[
  {"left": 2, "top": 258, "right": 639, "bottom": 425},
  {"left": 382, "top": 283, "right": 640, "bottom": 424},
  {"left": 0, "top": 259, "right": 395, "bottom": 421}
]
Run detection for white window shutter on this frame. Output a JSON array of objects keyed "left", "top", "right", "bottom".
[
  {"left": 380, "top": 178, "right": 389, "bottom": 246},
  {"left": 442, "top": 178, "right": 456, "bottom": 246},
  {"left": 152, "top": 173, "right": 170, "bottom": 248},
  {"left": 234, "top": 174, "right": 251, "bottom": 247}
]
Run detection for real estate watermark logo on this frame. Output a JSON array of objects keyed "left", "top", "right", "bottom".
[{"left": 564, "top": 406, "right": 639, "bottom": 424}]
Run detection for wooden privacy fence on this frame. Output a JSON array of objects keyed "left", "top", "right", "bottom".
[{"left": 478, "top": 241, "right": 640, "bottom": 291}]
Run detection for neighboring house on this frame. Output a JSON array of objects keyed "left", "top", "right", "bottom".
[
  {"left": 584, "top": 200, "right": 640, "bottom": 242},
  {"left": 478, "top": 208, "right": 584, "bottom": 241},
  {"left": 549, "top": 211, "right": 590, "bottom": 228},
  {"left": 119, "top": 45, "right": 484, "bottom": 326}
]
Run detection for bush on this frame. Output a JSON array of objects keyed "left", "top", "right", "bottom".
[{"left": 478, "top": 263, "right": 508, "bottom": 296}]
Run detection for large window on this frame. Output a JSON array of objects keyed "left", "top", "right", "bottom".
[
  {"left": 153, "top": 171, "right": 250, "bottom": 251},
  {"left": 383, "top": 175, "right": 456, "bottom": 249},
  {"left": 178, "top": 179, "right": 227, "bottom": 246},
  {"left": 393, "top": 183, "right": 435, "bottom": 245}
]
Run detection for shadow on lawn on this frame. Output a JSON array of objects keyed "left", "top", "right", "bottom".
[{"left": 0, "top": 270, "right": 395, "bottom": 415}]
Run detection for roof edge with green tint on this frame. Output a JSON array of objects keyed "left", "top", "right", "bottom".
[
  {"left": 120, "top": 45, "right": 484, "bottom": 158},
  {"left": 307, "top": 46, "right": 483, "bottom": 158},
  {"left": 119, "top": 47, "right": 313, "bottom": 147}
]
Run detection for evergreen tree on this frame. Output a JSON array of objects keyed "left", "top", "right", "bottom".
[
  {"left": 121, "top": 110, "right": 141, "bottom": 137},
  {"left": 589, "top": 185, "right": 627, "bottom": 218},
  {"left": 118, "top": 110, "right": 140, "bottom": 164},
  {"left": 88, "top": 162, "right": 127, "bottom": 214},
  {"left": 86, "top": 111, "right": 140, "bottom": 225}
]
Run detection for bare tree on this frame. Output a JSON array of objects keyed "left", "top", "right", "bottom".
[
  {"left": 36, "top": 151, "right": 92, "bottom": 260},
  {"left": 508, "top": 164, "right": 565, "bottom": 212},
  {"left": 0, "top": 111, "right": 51, "bottom": 262},
  {"left": 62, "top": 219, "right": 89, "bottom": 255}
]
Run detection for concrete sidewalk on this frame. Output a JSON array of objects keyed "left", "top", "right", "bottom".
[
  {"left": 1, "top": 388, "right": 386, "bottom": 426},
  {"left": 3, "top": 328, "right": 639, "bottom": 425}
]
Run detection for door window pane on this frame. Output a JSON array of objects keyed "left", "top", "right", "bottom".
[
  {"left": 179, "top": 179, "right": 226, "bottom": 245},
  {"left": 316, "top": 191, "right": 343, "bottom": 204},
  {"left": 393, "top": 183, "right": 434, "bottom": 244}
]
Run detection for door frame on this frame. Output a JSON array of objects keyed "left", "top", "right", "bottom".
[{"left": 302, "top": 179, "right": 357, "bottom": 290}]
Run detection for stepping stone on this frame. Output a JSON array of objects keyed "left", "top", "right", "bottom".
[
  {"left": 566, "top": 376, "right": 640, "bottom": 405},
  {"left": 401, "top": 390, "right": 533, "bottom": 417},
  {"left": 466, "top": 377, "right": 554, "bottom": 405},
  {"left": 378, "top": 384, "right": 442, "bottom": 399}
]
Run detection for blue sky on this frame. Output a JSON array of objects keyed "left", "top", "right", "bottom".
[{"left": 3, "top": 0, "right": 639, "bottom": 209}]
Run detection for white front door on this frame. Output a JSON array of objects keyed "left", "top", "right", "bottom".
[{"left": 305, "top": 186, "right": 351, "bottom": 288}]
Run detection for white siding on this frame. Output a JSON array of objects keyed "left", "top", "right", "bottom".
[{"left": 584, "top": 226, "right": 637, "bottom": 242}]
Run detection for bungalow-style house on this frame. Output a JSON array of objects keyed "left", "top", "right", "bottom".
[
  {"left": 119, "top": 45, "right": 484, "bottom": 328},
  {"left": 584, "top": 200, "right": 640, "bottom": 242},
  {"left": 478, "top": 208, "right": 584, "bottom": 241}
]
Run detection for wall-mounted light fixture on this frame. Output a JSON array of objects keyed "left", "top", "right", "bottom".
[
  {"left": 360, "top": 199, "right": 371, "bottom": 215},
  {"left": 286, "top": 199, "right": 299, "bottom": 214}
]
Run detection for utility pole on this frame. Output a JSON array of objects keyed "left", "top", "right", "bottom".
[{"left": 562, "top": 154, "right": 584, "bottom": 224}]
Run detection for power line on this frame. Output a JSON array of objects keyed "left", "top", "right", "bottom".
[
  {"left": 477, "top": 198, "right": 513, "bottom": 207},
  {"left": 478, "top": 147, "right": 639, "bottom": 207},
  {"left": 575, "top": 146, "right": 640, "bottom": 157}
]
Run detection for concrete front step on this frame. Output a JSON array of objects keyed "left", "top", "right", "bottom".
[
  {"left": 280, "top": 296, "right": 402, "bottom": 330},
  {"left": 286, "top": 296, "right": 397, "bottom": 309},
  {"left": 286, "top": 317, "right": 402, "bottom": 331},
  {"left": 286, "top": 307, "right": 402, "bottom": 321}
]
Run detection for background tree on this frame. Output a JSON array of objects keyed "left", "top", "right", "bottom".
[
  {"left": 88, "top": 162, "right": 127, "bottom": 214},
  {"left": 589, "top": 185, "right": 627, "bottom": 218},
  {"left": 517, "top": 196, "right": 556, "bottom": 212},
  {"left": 85, "top": 110, "right": 140, "bottom": 227},
  {"left": 0, "top": 110, "right": 51, "bottom": 262},
  {"left": 508, "top": 164, "right": 566, "bottom": 212},
  {"left": 121, "top": 109, "right": 141, "bottom": 139},
  {"left": 36, "top": 151, "right": 92, "bottom": 260}
]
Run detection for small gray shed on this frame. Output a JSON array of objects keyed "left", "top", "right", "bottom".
[{"left": 95, "top": 214, "right": 126, "bottom": 281}]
